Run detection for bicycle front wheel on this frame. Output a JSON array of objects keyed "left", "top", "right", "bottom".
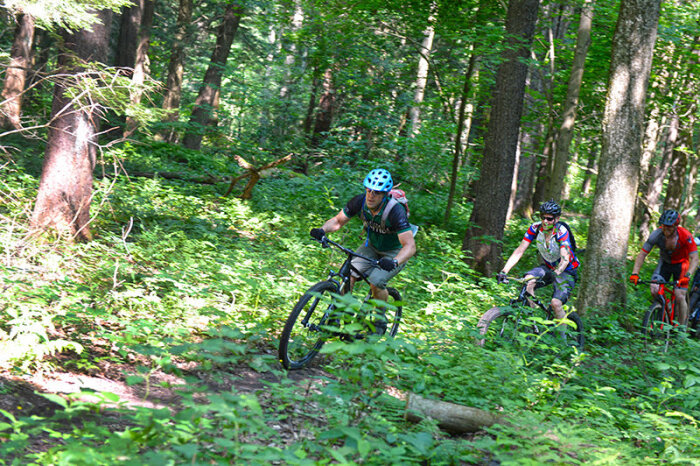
[
  {"left": 386, "top": 287, "right": 403, "bottom": 337},
  {"left": 642, "top": 302, "right": 670, "bottom": 343},
  {"left": 475, "top": 306, "right": 521, "bottom": 349},
  {"left": 279, "top": 280, "right": 340, "bottom": 370}
]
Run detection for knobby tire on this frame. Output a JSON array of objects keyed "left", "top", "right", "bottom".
[
  {"left": 476, "top": 306, "right": 585, "bottom": 351},
  {"left": 475, "top": 307, "right": 519, "bottom": 348},
  {"left": 279, "top": 280, "right": 339, "bottom": 370},
  {"left": 642, "top": 302, "right": 671, "bottom": 346}
]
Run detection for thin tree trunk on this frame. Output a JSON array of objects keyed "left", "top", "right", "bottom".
[
  {"left": 634, "top": 109, "right": 663, "bottom": 226},
  {"left": 638, "top": 113, "right": 678, "bottom": 239},
  {"left": 580, "top": 145, "right": 597, "bottom": 195},
  {"left": 408, "top": 19, "right": 436, "bottom": 137},
  {"left": 663, "top": 143, "right": 688, "bottom": 211},
  {"left": 444, "top": 51, "right": 478, "bottom": 226},
  {"left": 182, "top": 3, "right": 243, "bottom": 150},
  {"left": 546, "top": 0, "right": 594, "bottom": 201},
  {"left": 462, "top": 0, "right": 540, "bottom": 276},
  {"left": 125, "top": 0, "right": 155, "bottom": 135},
  {"left": 1, "top": 13, "right": 35, "bottom": 130},
  {"left": 31, "top": 10, "right": 113, "bottom": 241},
  {"left": 310, "top": 68, "right": 334, "bottom": 147},
  {"left": 160, "top": 0, "right": 193, "bottom": 143},
  {"left": 514, "top": 67, "right": 543, "bottom": 217},
  {"left": 577, "top": 0, "right": 661, "bottom": 312}
]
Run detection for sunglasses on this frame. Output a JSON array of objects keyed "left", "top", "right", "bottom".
[
  {"left": 365, "top": 188, "right": 386, "bottom": 196},
  {"left": 541, "top": 216, "right": 556, "bottom": 222}
]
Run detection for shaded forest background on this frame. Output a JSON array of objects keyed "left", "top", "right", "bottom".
[{"left": 0, "top": 0, "right": 699, "bottom": 463}]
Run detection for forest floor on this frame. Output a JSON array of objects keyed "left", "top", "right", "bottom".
[{"left": 0, "top": 343, "right": 333, "bottom": 453}]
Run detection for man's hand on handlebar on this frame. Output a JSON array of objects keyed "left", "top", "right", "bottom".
[
  {"left": 496, "top": 272, "right": 509, "bottom": 284},
  {"left": 629, "top": 274, "right": 639, "bottom": 285},
  {"left": 310, "top": 228, "right": 329, "bottom": 248},
  {"left": 378, "top": 257, "right": 398, "bottom": 271}
]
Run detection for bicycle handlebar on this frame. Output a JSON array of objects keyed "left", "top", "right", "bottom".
[
  {"left": 636, "top": 279, "right": 679, "bottom": 287},
  {"left": 498, "top": 275, "right": 546, "bottom": 286},
  {"left": 314, "top": 237, "right": 380, "bottom": 266}
]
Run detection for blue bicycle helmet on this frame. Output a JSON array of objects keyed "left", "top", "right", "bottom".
[
  {"left": 363, "top": 168, "right": 393, "bottom": 192},
  {"left": 659, "top": 209, "right": 680, "bottom": 226}
]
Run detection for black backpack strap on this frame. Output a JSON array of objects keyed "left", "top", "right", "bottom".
[{"left": 556, "top": 221, "right": 576, "bottom": 252}]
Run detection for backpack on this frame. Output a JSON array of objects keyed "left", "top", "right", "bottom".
[
  {"left": 361, "top": 189, "right": 418, "bottom": 236},
  {"left": 556, "top": 221, "right": 578, "bottom": 253}
]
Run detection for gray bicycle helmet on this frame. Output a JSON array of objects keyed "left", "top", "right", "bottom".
[
  {"left": 658, "top": 209, "right": 680, "bottom": 226},
  {"left": 363, "top": 168, "right": 393, "bottom": 192},
  {"left": 539, "top": 199, "right": 562, "bottom": 217}
]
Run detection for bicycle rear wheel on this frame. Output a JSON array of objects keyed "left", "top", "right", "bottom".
[
  {"left": 475, "top": 306, "right": 522, "bottom": 349},
  {"left": 544, "top": 309, "right": 585, "bottom": 351},
  {"left": 279, "top": 280, "right": 339, "bottom": 370}
]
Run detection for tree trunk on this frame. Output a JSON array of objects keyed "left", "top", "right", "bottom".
[
  {"left": 160, "top": 0, "right": 194, "bottom": 143},
  {"left": 310, "top": 68, "right": 335, "bottom": 147},
  {"left": 31, "top": 10, "right": 113, "bottom": 241},
  {"left": 663, "top": 143, "right": 687, "bottom": 211},
  {"left": 637, "top": 113, "right": 678, "bottom": 239},
  {"left": 577, "top": 0, "right": 661, "bottom": 313},
  {"left": 513, "top": 67, "right": 543, "bottom": 217},
  {"left": 1, "top": 13, "right": 35, "bottom": 130},
  {"left": 182, "top": 3, "right": 243, "bottom": 150},
  {"left": 407, "top": 19, "right": 436, "bottom": 137},
  {"left": 633, "top": 108, "right": 662, "bottom": 228},
  {"left": 462, "top": 0, "right": 540, "bottom": 276},
  {"left": 115, "top": 3, "right": 142, "bottom": 73},
  {"left": 546, "top": 0, "right": 594, "bottom": 201},
  {"left": 580, "top": 145, "right": 598, "bottom": 195},
  {"left": 444, "top": 51, "right": 478, "bottom": 226},
  {"left": 125, "top": 0, "right": 155, "bottom": 135}
]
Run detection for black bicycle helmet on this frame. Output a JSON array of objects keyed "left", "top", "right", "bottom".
[
  {"left": 539, "top": 199, "right": 562, "bottom": 217},
  {"left": 658, "top": 209, "right": 680, "bottom": 226}
]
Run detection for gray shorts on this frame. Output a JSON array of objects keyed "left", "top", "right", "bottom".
[
  {"left": 351, "top": 244, "right": 405, "bottom": 289},
  {"left": 525, "top": 265, "right": 577, "bottom": 304}
]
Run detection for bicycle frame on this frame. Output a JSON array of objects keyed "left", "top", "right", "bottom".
[
  {"left": 322, "top": 238, "right": 379, "bottom": 293},
  {"left": 641, "top": 280, "right": 677, "bottom": 327}
]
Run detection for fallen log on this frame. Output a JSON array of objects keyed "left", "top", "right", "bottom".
[{"left": 405, "top": 393, "right": 501, "bottom": 434}]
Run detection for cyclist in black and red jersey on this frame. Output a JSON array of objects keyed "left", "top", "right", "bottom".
[
  {"left": 630, "top": 209, "right": 699, "bottom": 326},
  {"left": 690, "top": 237, "right": 700, "bottom": 319},
  {"left": 497, "top": 200, "right": 580, "bottom": 321},
  {"left": 309, "top": 169, "right": 416, "bottom": 333}
]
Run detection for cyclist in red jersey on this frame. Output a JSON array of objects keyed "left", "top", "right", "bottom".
[{"left": 630, "top": 209, "right": 699, "bottom": 326}]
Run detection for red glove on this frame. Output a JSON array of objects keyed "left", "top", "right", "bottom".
[
  {"left": 678, "top": 276, "right": 689, "bottom": 288},
  {"left": 629, "top": 274, "right": 639, "bottom": 285}
]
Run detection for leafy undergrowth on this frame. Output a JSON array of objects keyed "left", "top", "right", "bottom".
[{"left": 0, "top": 143, "right": 699, "bottom": 464}]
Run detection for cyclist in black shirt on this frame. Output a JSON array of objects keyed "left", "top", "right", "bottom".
[{"left": 310, "top": 169, "right": 416, "bottom": 313}]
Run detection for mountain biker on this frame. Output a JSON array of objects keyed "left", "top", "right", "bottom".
[
  {"left": 690, "top": 237, "right": 700, "bottom": 319},
  {"left": 630, "top": 210, "right": 699, "bottom": 326},
  {"left": 497, "top": 200, "right": 580, "bottom": 321},
  {"left": 309, "top": 168, "right": 416, "bottom": 333}
]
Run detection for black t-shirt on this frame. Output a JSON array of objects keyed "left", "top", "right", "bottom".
[{"left": 343, "top": 194, "right": 411, "bottom": 251}]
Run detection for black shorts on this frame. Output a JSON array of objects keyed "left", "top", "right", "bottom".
[
  {"left": 651, "top": 261, "right": 686, "bottom": 288},
  {"left": 525, "top": 265, "right": 578, "bottom": 305}
]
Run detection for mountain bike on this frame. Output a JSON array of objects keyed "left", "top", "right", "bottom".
[
  {"left": 278, "top": 238, "right": 402, "bottom": 370},
  {"left": 638, "top": 279, "right": 683, "bottom": 351},
  {"left": 689, "top": 281, "right": 700, "bottom": 339},
  {"left": 476, "top": 276, "right": 584, "bottom": 351}
]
